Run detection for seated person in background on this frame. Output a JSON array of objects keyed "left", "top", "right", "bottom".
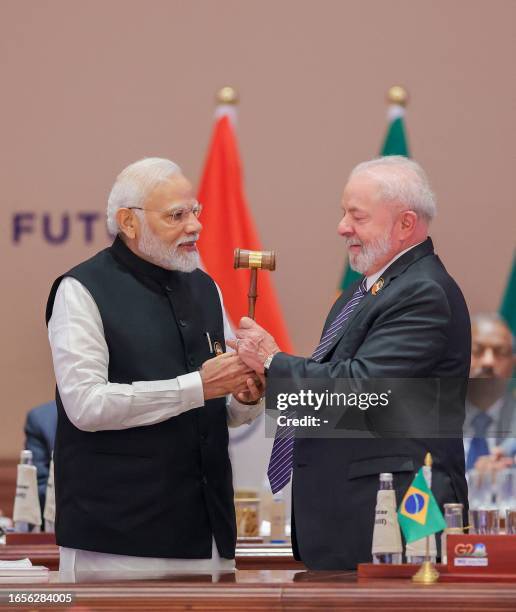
[
  {"left": 23, "top": 400, "right": 57, "bottom": 512},
  {"left": 465, "top": 313, "right": 515, "bottom": 472}
]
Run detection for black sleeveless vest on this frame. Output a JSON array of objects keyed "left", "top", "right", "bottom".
[{"left": 46, "top": 237, "right": 236, "bottom": 558}]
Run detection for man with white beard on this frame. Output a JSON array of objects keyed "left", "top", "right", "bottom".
[
  {"left": 231, "top": 156, "right": 471, "bottom": 569},
  {"left": 46, "top": 158, "right": 264, "bottom": 581}
]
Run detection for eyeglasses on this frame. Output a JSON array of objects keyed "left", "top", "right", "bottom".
[{"left": 128, "top": 202, "right": 203, "bottom": 225}]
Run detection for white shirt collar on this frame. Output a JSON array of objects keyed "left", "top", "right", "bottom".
[{"left": 365, "top": 241, "right": 425, "bottom": 292}]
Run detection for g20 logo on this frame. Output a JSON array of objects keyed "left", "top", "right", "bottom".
[
  {"left": 454, "top": 542, "right": 487, "bottom": 557},
  {"left": 454, "top": 543, "right": 474, "bottom": 556}
]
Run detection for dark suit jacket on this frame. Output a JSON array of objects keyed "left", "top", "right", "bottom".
[
  {"left": 465, "top": 390, "right": 516, "bottom": 455},
  {"left": 269, "top": 238, "right": 471, "bottom": 570},
  {"left": 24, "top": 401, "right": 57, "bottom": 512}
]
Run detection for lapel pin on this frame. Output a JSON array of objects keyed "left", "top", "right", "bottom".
[{"left": 371, "top": 277, "right": 384, "bottom": 296}]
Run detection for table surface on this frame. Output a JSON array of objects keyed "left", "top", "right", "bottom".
[
  {"left": 1, "top": 569, "right": 516, "bottom": 610},
  {"left": 0, "top": 542, "right": 304, "bottom": 571},
  {"left": 2, "top": 541, "right": 516, "bottom": 610}
]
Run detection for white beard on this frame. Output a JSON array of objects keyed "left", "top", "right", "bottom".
[
  {"left": 137, "top": 217, "right": 199, "bottom": 273},
  {"left": 344, "top": 234, "right": 392, "bottom": 274}
]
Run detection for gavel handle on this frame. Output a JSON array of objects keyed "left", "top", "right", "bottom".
[{"left": 248, "top": 268, "right": 258, "bottom": 319}]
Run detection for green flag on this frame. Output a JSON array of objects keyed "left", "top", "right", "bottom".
[
  {"left": 500, "top": 254, "right": 516, "bottom": 336},
  {"left": 338, "top": 102, "right": 410, "bottom": 291},
  {"left": 397, "top": 468, "right": 446, "bottom": 544},
  {"left": 381, "top": 109, "right": 410, "bottom": 157}
]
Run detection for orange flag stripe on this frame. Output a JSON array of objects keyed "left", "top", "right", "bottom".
[{"left": 197, "top": 115, "right": 293, "bottom": 353}]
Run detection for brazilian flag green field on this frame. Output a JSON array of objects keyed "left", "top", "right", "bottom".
[{"left": 397, "top": 468, "right": 446, "bottom": 544}]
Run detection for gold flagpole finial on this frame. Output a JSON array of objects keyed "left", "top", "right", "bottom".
[
  {"left": 424, "top": 452, "right": 433, "bottom": 467},
  {"left": 387, "top": 85, "right": 409, "bottom": 107},
  {"left": 216, "top": 86, "right": 239, "bottom": 105}
]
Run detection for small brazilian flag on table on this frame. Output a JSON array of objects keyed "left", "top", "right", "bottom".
[{"left": 397, "top": 468, "right": 446, "bottom": 543}]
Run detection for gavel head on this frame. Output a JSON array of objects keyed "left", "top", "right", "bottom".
[{"left": 234, "top": 248, "right": 276, "bottom": 271}]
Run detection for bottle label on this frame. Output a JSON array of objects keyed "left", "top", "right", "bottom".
[
  {"left": 13, "top": 464, "right": 41, "bottom": 527},
  {"left": 371, "top": 490, "right": 402, "bottom": 555}
]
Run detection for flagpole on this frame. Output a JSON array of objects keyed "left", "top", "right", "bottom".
[
  {"left": 383, "top": 85, "right": 410, "bottom": 157},
  {"left": 412, "top": 453, "right": 440, "bottom": 584},
  {"left": 387, "top": 85, "right": 408, "bottom": 107},
  {"left": 215, "top": 86, "right": 238, "bottom": 126}
]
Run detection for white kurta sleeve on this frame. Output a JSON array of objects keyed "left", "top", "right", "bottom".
[
  {"left": 48, "top": 277, "right": 205, "bottom": 432},
  {"left": 214, "top": 283, "right": 265, "bottom": 428}
]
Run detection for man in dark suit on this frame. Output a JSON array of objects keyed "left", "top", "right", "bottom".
[
  {"left": 24, "top": 401, "right": 57, "bottom": 513},
  {"left": 231, "top": 156, "right": 470, "bottom": 570},
  {"left": 465, "top": 313, "right": 515, "bottom": 471}
]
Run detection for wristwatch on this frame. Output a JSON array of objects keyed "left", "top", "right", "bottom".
[{"left": 263, "top": 353, "right": 275, "bottom": 377}]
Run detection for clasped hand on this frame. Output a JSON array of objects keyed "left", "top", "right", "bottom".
[
  {"left": 226, "top": 317, "right": 280, "bottom": 374},
  {"left": 200, "top": 318, "right": 279, "bottom": 403},
  {"left": 200, "top": 351, "right": 264, "bottom": 404}
]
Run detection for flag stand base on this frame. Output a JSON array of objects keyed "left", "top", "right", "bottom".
[{"left": 412, "top": 560, "right": 440, "bottom": 584}]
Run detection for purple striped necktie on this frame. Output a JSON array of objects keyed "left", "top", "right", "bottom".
[{"left": 267, "top": 277, "right": 368, "bottom": 494}]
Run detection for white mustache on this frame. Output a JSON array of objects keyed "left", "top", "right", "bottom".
[
  {"left": 176, "top": 234, "right": 200, "bottom": 246},
  {"left": 344, "top": 238, "right": 363, "bottom": 248}
]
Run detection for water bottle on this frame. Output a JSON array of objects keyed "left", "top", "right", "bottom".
[
  {"left": 269, "top": 489, "right": 287, "bottom": 544},
  {"left": 441, "top": 503, "right": 464, "bottom": 564},
  {"left": 372, "top": 473, "right": 402, "bottom": 564},
  {"left": 14, "top": 450, "right": 41, "bottom": 533}
]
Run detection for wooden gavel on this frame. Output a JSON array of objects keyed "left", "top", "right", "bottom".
[{"left": 234, "top": 248, "right": 276, "bottom": 319}]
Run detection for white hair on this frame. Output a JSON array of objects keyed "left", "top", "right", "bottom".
[
  {"left": 106, "top": 157, "right": 182, "bottom": 236},
  {"left": 349, "top": 156, "right": 437, "bottom": 222}
]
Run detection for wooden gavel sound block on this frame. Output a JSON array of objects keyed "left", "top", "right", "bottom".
[{"left": 234, "top": 248, "right": 276, "bottom": 319}]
